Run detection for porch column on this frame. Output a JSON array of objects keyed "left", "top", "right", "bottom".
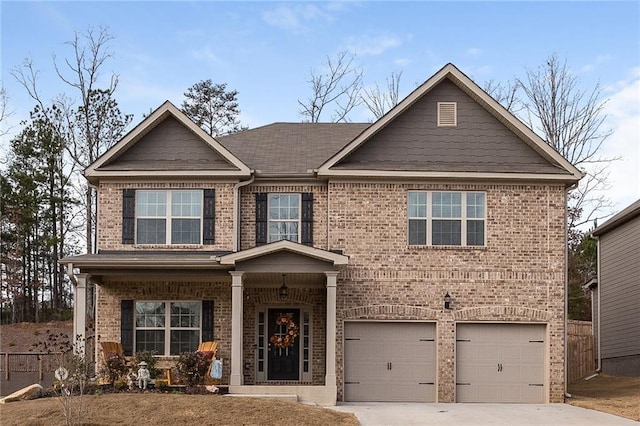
[
  {"left": 230, "top": 271, "right": 244, "bottom": 386},
  {"left": 325, "top": 271, "right": 339, "bottom": 387},
  {"left": 73, "top": 273, "right": 89, "bottom": 356}
]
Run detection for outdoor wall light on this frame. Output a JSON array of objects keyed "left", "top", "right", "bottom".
[
  {"left": 444, "top": 293, "right": 451, "bottom": 310},
  {"left": 279, "top": 274, "right": 289, "bottom": 299}
]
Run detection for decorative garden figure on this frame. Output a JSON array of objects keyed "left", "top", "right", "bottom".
[{"left": 137, "top": 361, "right": 151, "bottom": 389}]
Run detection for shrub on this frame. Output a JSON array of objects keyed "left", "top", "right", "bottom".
[
  {"left": 175, "top": 352, "right": 210, "bottom": 386},
  {"left": 104, "top": 353, "right": 129, "bottom": 384}
]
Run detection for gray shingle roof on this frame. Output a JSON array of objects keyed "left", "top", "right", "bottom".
[{"left": 217, "top": 123, "right": 370, "bottom": 175}]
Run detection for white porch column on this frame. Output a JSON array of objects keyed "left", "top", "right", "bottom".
[
  {"left": 325, "top": 271, "right": 339, "bottom": 387},
  {"left": 73, "top": 273, "right": 89, "bottom": 356},
  {"left": 230, "top": 271, "right": 244, "bottom": 386}
]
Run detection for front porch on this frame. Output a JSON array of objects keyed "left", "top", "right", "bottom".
[{"left": 64, "top": 241, "right": 348, "bottom": 406}]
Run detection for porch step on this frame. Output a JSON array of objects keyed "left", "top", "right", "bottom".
[{"left": 225, "top": 393, "right": 299, "bottom": 403}]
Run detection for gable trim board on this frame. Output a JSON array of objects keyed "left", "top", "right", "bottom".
[
  {"left": 85, "top": 101, "right": 251, "bottom": 184},
  {"left": 317, "top": 63, "right": 583, "bottom": 184}
]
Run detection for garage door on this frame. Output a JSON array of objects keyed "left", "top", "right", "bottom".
[
  {"left": 344, "top": 322, "right": 436, "bottom": 402},
  {"left": 456, "top": 323, "right": 546, "bottom": 403}
]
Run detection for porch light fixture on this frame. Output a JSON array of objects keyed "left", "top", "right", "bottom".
[
  {"left": 279, "top": 274, "right": 289, "bottom": 299},
  {"left": 444, "top": 293, "right": 451, "bottom": 310}
]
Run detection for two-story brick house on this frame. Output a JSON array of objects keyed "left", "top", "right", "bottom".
[{"left": 62, "top": 63, "right": 582, "bottom": 405}]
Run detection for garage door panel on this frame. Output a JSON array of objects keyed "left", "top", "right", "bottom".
[
  {"left": 344, "top": 322, "right": 436, "bottom": 402},
  {"left": 456, "top": 324, "right": 546, "bottom": 403}
]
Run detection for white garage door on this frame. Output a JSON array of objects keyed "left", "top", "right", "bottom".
[
  {"left": 456, "top": 323, "right": 546, "bottom": 403},
  {"left": 344, "top": 322, "right": 436, "bottom": 402}
]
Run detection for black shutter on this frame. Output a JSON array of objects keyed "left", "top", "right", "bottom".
[
  {"left": 301, "top": 193, "right": 313, "bottom": 246},
  {"left": 121, "top": 300, "right": 134, "bottom": 356},
  {"left": 203, "top": 189, "right": 216, "bottom": 244},
  {"left": 122, "top": 189, "right": 135, "bottom": 244},
  {"left": 202, "top": 300, "right": 214, "bottom": 342},
  {"left": 256, "top": 193, "right": 268, "bottom": 246}
]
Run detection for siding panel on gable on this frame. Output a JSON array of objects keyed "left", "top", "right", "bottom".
[
  {"left": 599, "top": 217, "right": 640, "bottom": 359},
  {"left": 101, "top": 116, "right": 238, "bottom": 171},
  {"left": 334, "top": 79, "right": 565, "bottom": 174}
]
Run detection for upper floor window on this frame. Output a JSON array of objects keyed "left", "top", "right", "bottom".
[
  {"left": 255, "top": 192, "right": 313, "bottom": 246},
  {"left": 408, "top": 191, "right": 485, "bottom": 246},
  {"left": 268, "top": 194, "right": 300, "bottom": 243},
  {"left": 136, "top": 190, "right": 202, "bottom": 244}
]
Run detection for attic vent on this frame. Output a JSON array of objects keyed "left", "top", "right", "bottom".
[{"left": 438, "top": 102, "right": 457, "bottom": 127}]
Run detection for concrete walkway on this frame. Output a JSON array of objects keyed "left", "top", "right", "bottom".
[{"left": 331, "top": 403, "right": 639, "bottom": 425}]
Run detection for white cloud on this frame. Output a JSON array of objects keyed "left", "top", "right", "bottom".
[
  {"left": 467, "top": 47, "right": 483, "bottom": 56},
  {"left": 394, "top": 58, "right": 412, "bottom": 68},
  {"left": 581, "top": 54, "right": 613, "bottom": 73},
  {"left": 190, "top": 46, "right": 219, "bottom": 64},
  {"left": 595, "top": 68, "right": 640, "bottom": 210},
  {"left": 262, "top": 4, "right": 333, "bottom": 32},
  {"left": 344, "top": 34, "right": 404, "bottom": 56}
]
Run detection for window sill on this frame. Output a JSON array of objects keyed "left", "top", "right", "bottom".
[
  {"left": 132, "top": 244, "right": 205, "bottom": 250},
  {"left": 407, "top": 245, "right": 487, "bottom": 250}
]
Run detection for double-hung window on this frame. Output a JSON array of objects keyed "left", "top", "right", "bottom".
[
  {"left": 134, "top": 301, "right": 201, "bottom": 355},
  {"left": 268, "top": 194, "right": 300, "bottom": 243},
  {"left": 408, "top": 191, "right": 485, "bottom": 246},
  {"left": 136, "top": 190, "right": 202, "bottom": 244}
]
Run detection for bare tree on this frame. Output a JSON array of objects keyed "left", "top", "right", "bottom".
[
  {"left": 362, "top": 71, "right": 402, "bottom": 119},
  {"left": 298, "top": 51, "right": 363, "bottom": 122},
  {"left": 0, "top": 84, "right": 14, "bottom": 140},
  {"left": 518, "top": 53, "right": 615, "bottom": 229},
  {"left": 483, "top": 79, "right": 521, "bottom": 113}
]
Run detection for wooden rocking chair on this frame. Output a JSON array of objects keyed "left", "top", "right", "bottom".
[{"left": 197, "top": 341, "right": 219, "bottom": 384}]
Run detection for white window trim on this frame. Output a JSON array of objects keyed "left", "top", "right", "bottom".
[
  {"left": 136, "top": 190, "right": 203, "bottom": 245},
  {"left": 267, "top": 193, "right": 302, "bottom": 243},
  {"left": 408, "top": 191, "right": 486, "bottom": 247},
  {"left": 134, "top": 301, "right": 202, "bottom": 356}
]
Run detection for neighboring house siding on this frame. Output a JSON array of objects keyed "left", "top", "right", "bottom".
[
  {"left": 97, "top": 181, "right": 235, "bottom": 251},
  {"left": 599, "top": 217, "right": 640, "bottom": 363},
  {"left": 328, "top": 181, "right": 567, "bottom": 403},
  {"left": 239, "top": 184, "right": 328, "bottom": 251}
]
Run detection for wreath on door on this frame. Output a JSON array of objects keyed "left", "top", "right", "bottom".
[{"left": 269, "top": 313, "right": 300, "bottom": 348}]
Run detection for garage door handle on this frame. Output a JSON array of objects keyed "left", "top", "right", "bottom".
[
  {"left": 528, "top": 383, "right": 544, "bottom": 386},
  {"left": 497, "top": 363, "right": 503, "bottom": 372},
  {"left": 389, "top": 362, "right": 392, "bottom": 370}
]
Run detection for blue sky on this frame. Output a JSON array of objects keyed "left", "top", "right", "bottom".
[{"left": 1, "top": 1, "right": 639, "bottom": 213}]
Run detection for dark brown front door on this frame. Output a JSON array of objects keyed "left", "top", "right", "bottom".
[{"left": 267, "top": 308, "right": 300, "bottom": 381}]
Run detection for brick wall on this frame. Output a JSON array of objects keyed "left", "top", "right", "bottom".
[
  {"left": 328, "top": 181, "right": 567, "bottom": 402},
  {"left": 97, "top": 181, "right": 235, "bottom": 251}
]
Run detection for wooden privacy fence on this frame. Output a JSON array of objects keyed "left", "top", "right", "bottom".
[
  {"left": 567, "top": 320, "right": 595, "bottom": 383},
  {"left": 0, "top": 352, "right": 62, "bottom": 396}
]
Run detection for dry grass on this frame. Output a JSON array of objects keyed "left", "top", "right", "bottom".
[
  {"left": 0, "top": 393, "right": 359, "bottom": 426},
  {"left": 567, "top": 374, "right": 640, "bottom": 421}
]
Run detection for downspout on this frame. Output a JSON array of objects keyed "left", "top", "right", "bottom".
[
  {"left": 594, "top": 234, "right": 602, "bottom": 372},
  {"left": 233, "top": 175, "right": 255, "bottom": 252}
]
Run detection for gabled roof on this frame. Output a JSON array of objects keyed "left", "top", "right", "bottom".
[
  {"left": 217, "top": 122, "right": 369, "bottom": 176},
  {"left": 317, "top": 63, "right": 584, "bottom": 183},
  {"left": 217, "top": 240, "right": 348, "bottom": 266},
  {"left": 592, "top": 199, "right": 640, "bottom": 236},
  {"left": 85, "top": 101, "right": 251, "bottom": 184}
]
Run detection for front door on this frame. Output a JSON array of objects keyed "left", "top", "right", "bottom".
[{"left": 267, "top": 308, "right": 300, "bottom": 381}]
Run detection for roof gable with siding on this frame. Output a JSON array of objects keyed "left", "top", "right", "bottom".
[
  {"left": 318, "top": 63, "right": 583, "bottom": 183},
  {"left": 332, "top": 78, "right": 566, "bottom": 175}
]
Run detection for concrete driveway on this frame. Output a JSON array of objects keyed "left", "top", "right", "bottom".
[{"left": 331, "top": 403, "right": 639, "bottom": 425}]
